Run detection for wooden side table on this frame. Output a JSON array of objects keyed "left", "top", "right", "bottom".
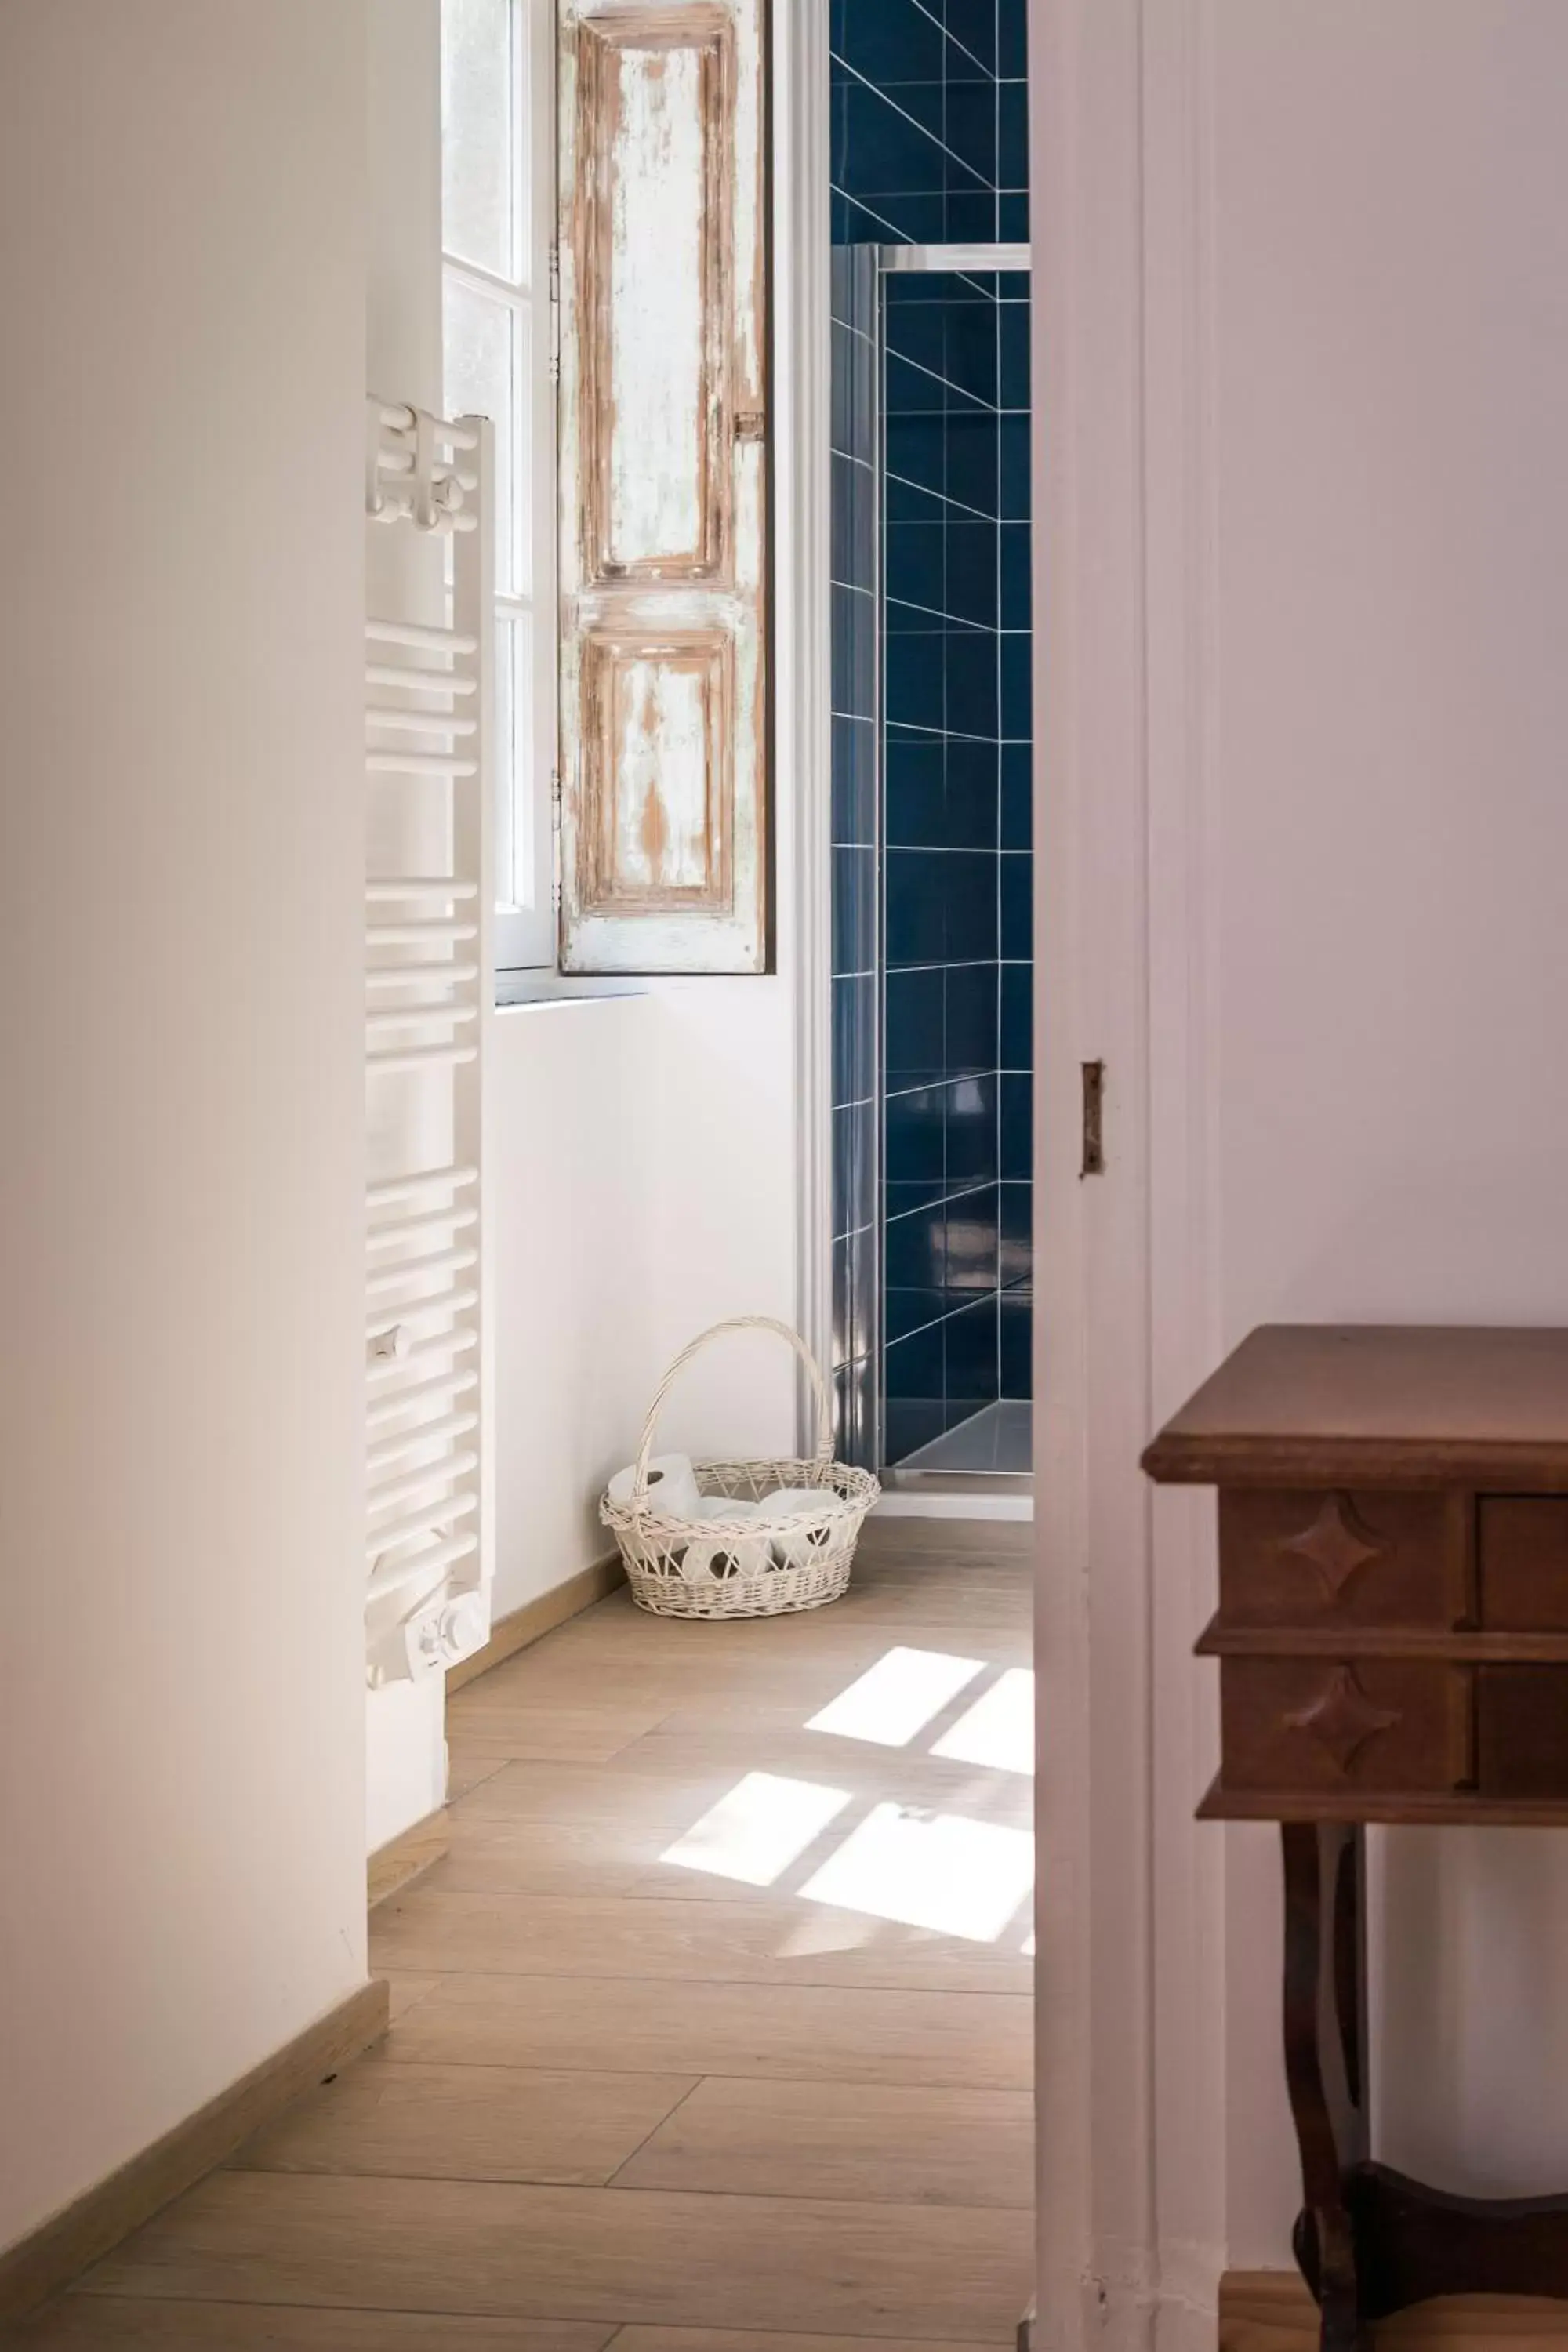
[{"left": 1143, "top": 1326, "right": 1568, "bottom": 2352}]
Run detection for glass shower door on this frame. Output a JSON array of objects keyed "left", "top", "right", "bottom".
[{"left": 830, "top": 244, "right": 1034, "bottom": 1482}]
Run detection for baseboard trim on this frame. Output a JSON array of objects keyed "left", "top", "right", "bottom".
[
  {"left": 367, "top": 1805, "right": 450, "bottom": 1909},
  {"left": 1220, "top": 2271, "right": 1568, "bottom": 2347},
  {"left": 445, "top": 1552, "right": 625, "bottom": 1693},
  {"left": 0, "top": 1977, "right": 388, "bottom": 2325}
]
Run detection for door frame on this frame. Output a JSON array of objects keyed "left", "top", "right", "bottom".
[
  {"left": 777, "top": 0, "right": 835, "bottom": 1410},
  {"left": 1031, "top": 2, "right": 1232, "bottom": 2344}
]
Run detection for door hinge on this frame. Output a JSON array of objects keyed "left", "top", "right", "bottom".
[{"left": 1080, "top": 1060, "right": 1106, "bottom": 1178}]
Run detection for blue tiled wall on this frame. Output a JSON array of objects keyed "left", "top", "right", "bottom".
[
  {"left": 880, "top": 267, "right": 1031, "bottom": 1462},
  {"left": 829, "top": 1, "right": 1033, "bottom": 1471},
  {"left": 831, "top": 1, "right": 1030, "bottom": 248}
]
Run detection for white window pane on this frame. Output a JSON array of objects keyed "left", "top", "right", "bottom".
[
  {"left": 441, "top": 0, "right": 516, "bottom": 279},
  {"left": 499, "top": 612, "right": 537, "bottom": 909},
  {"left": 495, "top": 612, "right": 540, "bottom": 916},
  {"left": 443, "top": 277, "right": 522, "bottom": 595},
  {"left": 492, "top": 615, "right": 517, "bottom": 913},
  {"left": 514, "top": 0, "right": 532, "bottom": 275},
  {"left": 510, "top": 303, "right": 532, "bottom": 599}
]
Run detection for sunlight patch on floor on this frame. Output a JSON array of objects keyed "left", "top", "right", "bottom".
[
  {"left": 657, "top": 1647, "right": 1035, "bottom": 1936},
  {"left": 800, "top": 1803, "right": 1036, "bottom": 1944},
  {"left": 933, "top": 1667, "right": 1035, "bottom": 1776},
  {"left": 805, "top": 1646, "right": 985, "bottom": 1748},
  {"left": 659, "top": 1771, "right": 853, "bottom": 1889}
]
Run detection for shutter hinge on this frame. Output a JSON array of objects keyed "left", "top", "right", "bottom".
[
  {"left": 548, "top": 241, "right": 561, "bottom": 384},
  {"left": 550, "top": 768, "right": 563, "bottom": 914}
]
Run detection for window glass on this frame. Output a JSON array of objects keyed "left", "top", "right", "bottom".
[
  {"left": 498, "top": 612, "right": 534, "bottom": 906},
  {"left": 492, "top": 613, "right": 516, "bottom": 913},
  {"left": 441, "top": 0, "right": 553, "bottom": 968},
  {"left": 441, "top": 0, "right": 515, "bottom": 279},
  {"left": 442, "top": 277, "right": 518, "bottom": 595}
]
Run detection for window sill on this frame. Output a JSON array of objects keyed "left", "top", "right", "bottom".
[{"left": 495, "top": 970, "right": 650, "bottom": 1012}]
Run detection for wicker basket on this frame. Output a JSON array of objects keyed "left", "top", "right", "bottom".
[{"left": 601, "top": 1316, "right": 880, "bottom": 1620}]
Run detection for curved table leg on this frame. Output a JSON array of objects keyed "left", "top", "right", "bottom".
[{"left": 1282, "top": 1823, "right": 1370, "bottom": 2352}]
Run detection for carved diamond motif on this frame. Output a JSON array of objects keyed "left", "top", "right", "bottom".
[
  {"left": 1279, "top": 1493, "right": 1385, "bottom": 1604},
  {"left": 1285, "top": 1667, "right": 1400, "bottom": 1775}
]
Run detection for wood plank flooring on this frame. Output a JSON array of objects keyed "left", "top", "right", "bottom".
[
  {"left": 1219, "top": 2274, "right": 1568, "bottom": 2350},
  {"left": 17, "top": 1522, "right": 1035, "bottom": 2347}
]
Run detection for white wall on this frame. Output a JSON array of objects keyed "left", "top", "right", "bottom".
[
  {"left": 363, "top": 0, "right": 451, "bottom": 1855},
  {"left": 493, "top": 977, "right": 800, "bottom": 1619},
  {"left": 0, "top": 2, "right": 368, "bottom": 2252},
  {"left": 1206, "top": 0, "right": 1568, "bottom": 2250}
]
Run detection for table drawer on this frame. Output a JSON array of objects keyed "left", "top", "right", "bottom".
[
  {"left": 1219, "top": 1490, "right": 1468, "bottom": 1630},
  {"left": 1220, "top": 1657, "right": 1474, "bottom": 1796},
  {"left": 1478, "top": 1665, "right": 1568, "bottom": 1798},
  {"left": 1479, "top": 1498, "right": 1568, "bottom": 1630}
]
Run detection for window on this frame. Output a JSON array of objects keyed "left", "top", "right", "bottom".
[
  {"left": 441, "top": 0, "right": 557, "bottom": 971},
  {"left": 554, "top": 0, "right": 770, "bottom": 975}
]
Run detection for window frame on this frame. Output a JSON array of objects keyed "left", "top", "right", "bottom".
[{"left": 441, "top": 0, "right": 559, "bottom": 975}]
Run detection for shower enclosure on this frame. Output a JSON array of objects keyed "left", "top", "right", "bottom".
[{"left": 830, "top": 242, "right": 1034, "bottom": 1480}]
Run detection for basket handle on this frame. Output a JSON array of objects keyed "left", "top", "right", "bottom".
[{"left": 628, "top": 1316, "right": 835, "bottom": 1511}]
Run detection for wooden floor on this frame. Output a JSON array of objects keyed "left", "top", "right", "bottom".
[
  {"left": 1221, "top": 2274, "right": 1568, "bottom": 2350},
  {"left": 20, "top": 1520, "right": 1036, "bottom": 2348}
]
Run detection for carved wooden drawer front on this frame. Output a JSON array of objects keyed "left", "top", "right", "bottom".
[
  {"left": 1219, "top": 1489, "right": 1468, "bottom": 1630},
  {"left": 1219, "top": 1658, "right": 1475, "bottom": 1795},
  {"left": 1147, "top": 1334, "right": 1568, "bottom": 2335},
  {"left": 1478, "top": 1665, "right": 1568, "bottom": 1798},
  {"left": 1479, "top": 1498, "right": 1568, "bottom": 1630}
]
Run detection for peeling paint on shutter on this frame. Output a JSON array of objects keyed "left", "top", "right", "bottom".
[{"left": 557, "top": 0, "right": 768, "bottom": 974}]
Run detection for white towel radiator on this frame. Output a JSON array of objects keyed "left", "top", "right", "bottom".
[{"left": 363, "top": 398, "right": 495, "bottom": 1684}]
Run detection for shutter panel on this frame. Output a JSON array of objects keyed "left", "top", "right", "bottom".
[{"left": 557, "top": 0, "right": 768, "bottom": 974}]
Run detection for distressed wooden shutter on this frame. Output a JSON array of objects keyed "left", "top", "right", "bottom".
[{"left": 557, "top": 0, "right": 768, "bottom": 974}]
